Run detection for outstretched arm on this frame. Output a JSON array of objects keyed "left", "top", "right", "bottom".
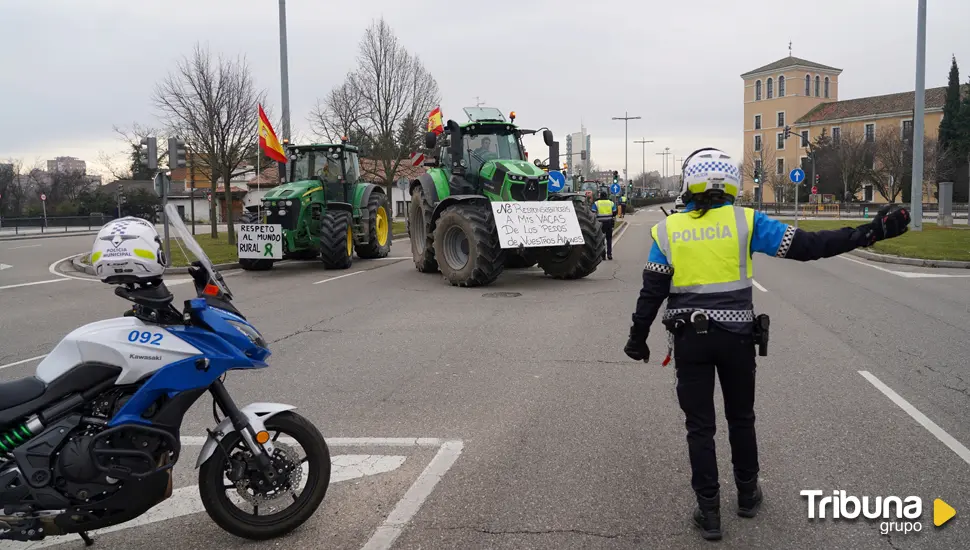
[
  {"left": 749, "top": 206, "right": 911, "bottom": 261},
  {"left": 631, "top": 242, "right": 671, "bottom": 332}
]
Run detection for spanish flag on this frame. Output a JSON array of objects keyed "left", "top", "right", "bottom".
[
  {"left": 427, "top": 106, "right": 443, "bottom": 135},
  {"left": 258, "top": 104, "right": 287, "bottom": 163}
]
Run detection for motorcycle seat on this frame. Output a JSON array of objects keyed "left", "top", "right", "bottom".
[{"left": 0, "top": 377, "right": 46, "bottom": 410}]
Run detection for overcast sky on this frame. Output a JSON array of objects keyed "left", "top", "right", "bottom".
[{"left": 3, "top": 0, "right": 969, "bottom": 180}]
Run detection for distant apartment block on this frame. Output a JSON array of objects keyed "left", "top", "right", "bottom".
[{"left": 47, "top": 156, "right": 86, "bottom": 174}]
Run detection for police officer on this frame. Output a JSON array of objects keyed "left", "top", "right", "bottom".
[
  {"left": 619, "top": 194, "right": 628, "bottom": 218},
  {"left": 622, "top": 147, "right": 911, "bottom": 541},
  {"left": 592, "top": 191, "right": 617, "bottom": 260}
]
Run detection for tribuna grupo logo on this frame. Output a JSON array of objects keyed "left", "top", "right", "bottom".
[{"left": 802, "top": 490, "right": 926, "bottom": 535}]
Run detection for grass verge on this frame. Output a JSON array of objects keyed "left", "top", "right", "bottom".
[
  {"left": 780, "top": 219, "right": 970, "bottom": 262},
  {"left": 392, "top": 220, "right": 406, "bottom": 236}
]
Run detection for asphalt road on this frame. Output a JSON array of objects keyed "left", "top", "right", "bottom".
[{"left": 2, "top": 205, "right": 970, "bottom": 549}]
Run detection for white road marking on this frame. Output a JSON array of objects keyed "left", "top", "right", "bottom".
[
  {"left": 0, "top": 354, "right": 47, "bottom": 371},
  {"left": 859, "top": 371, "right": 970, "bottom": 467},
  {"left": 0, "top": 278, "right": 68, "bottom": 291},
  {"left": 7, "top": 244, "right": 42, "bottom": 250},
  {"left": 0, "top": 263, "right": 12, "bottom": 270},
  {"left": 837, "top": 255, "right": 970, "bottom": 278},
  {"left": 361, "top": 440, "right": 464, "bottom": 550},
  {"left": 48, "top": 253, "right": 98, "bottom": 282},
  {"left": 752, "top": 279, "right": 768, "bottom": 292},
  {"left": 313, "top": 270, "right": 365, "bottom": 285},
  {"left": 12, "top": 452, "right": 409, "bottom": 550}
]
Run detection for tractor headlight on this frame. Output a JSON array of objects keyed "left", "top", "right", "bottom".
[
  {"left": 227, "top": 320, "right": 267, "bottom": 349},
  {"left": 285, "top": 200, "right": 292, "bottom": 206},
  {"left": 509, "top": 174, "right": 526, "bottom": 182},
  {"left": 538, "top": 175, "right": 549, "bottom": 182},
  {"left": 278, "top": 209, "right": 286, "bottom": 216}
]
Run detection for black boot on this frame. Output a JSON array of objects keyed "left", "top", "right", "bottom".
[
  {"left": 736, "top": 476, "right": 764, "bottom": 518},
  {"left": 692, "top": 492, "right": 722, "bottom": 541}
]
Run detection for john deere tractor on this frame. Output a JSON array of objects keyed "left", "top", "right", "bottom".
[
  {"left": 408, "top": 107, "right": 605, "bottom": 287},
  {"left": 239, "top": 139, "right": 391, "bottom": 271}
]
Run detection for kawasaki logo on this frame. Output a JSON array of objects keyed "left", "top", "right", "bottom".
[{"left": 129, "top": 353, "right": 162, "bottom": 361}]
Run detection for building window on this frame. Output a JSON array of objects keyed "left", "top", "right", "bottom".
[
  {"left": 396, "top": 201, "right": 411, "bottom": 216},
  {"left": 754, "top": 114, "right": 761, "bottom": 130},
  {"left": 776, "top": 158, "right": 785, "bottom": 175},
  {"left": 832, "top": 127, "right": 841, "bottom": 143},
  {"left": 824, "top": 77, "right": 830, "bottom": 98},
  {"left": 805, "top": 75, "right": 811, "bottom": 96},
  {"left": 777, "top": 133, "right": 785, "bottom": 150},
  {"left": 801, "top": 130, "right": 810, "bottom": 147},
  {"left": 779, "top": 75, "right": 786, "bottom": 97},
  {"left": 754, "top": 135, "right": 762, "bottom": 152},
  {"left": 902, "top": 120, "right": 913, "bottom": 141},
  {"left": 864, "top": 184, "right": 874, "bottom": 202},
  {"left": 865, "top": 123, "right": 875, "bottom": 143},
  {"left": 777, "top": 112, "right": 785, "bottom": 127},
  {"left": 766, "top": 78, "right": 773, "bottom": 99},
  {"left": 755, "top": 80, "right": 762, "bottom": 101},
  {"left": 815, "top": 75, "right": 820, "bottom": 97}
]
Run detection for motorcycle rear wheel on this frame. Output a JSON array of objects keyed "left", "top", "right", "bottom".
[{"left": 198, "top": 411, "right": 331, "bottom": 540}]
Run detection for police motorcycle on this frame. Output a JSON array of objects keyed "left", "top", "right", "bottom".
[{"left": 0, "top": 205, "right": 331, "bottom": 545}]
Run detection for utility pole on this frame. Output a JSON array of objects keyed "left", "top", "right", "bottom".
[
  {"left": 279, "top": 1, "right": 291, "bottom": 151},
  {"left": 612, "top": 112, "right": 640, "bottom": 191},
  {"left": 656, "top": 148, "right": 672, "bottom": 187},
  {"left": 634, "top": 138, "right": 653, "bottom": 191},
  {"left": 909, "top": 0, "right": 927, "bottom": 231}
]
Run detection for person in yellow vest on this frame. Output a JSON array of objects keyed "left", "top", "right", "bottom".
[
  {"left": 619, "top": 194, "right": 628, "bottom": 218},
  {"left": 591, "top": 191, "right": 617, "bottom": 260},
  {"left": 623, "top": 147, "right": 911, "bottom": 541}
]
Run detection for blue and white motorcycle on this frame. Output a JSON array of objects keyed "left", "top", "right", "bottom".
[{"left": 0, "top": 205, "right": 331, "bottom": 544}]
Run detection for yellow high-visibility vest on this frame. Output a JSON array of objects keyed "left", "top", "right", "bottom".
[{"left": 594, "top": 200, "right": 614, "bottom": 219}]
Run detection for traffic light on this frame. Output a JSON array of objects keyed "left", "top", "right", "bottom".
[
  {"left": 753, "top": 169, "right": 761, "bottom": 184},
  {"left": 784, "top": 125, "right": 792, "bottom": 140},
  {"left": 612, "top": 171, "right": 619, "bottom": 185},
  {"left": 815, "top": 174, "right": 820, "bottom": 183},
  {"left": 580, "top": 150, "right": 587, "bottom": 160},
  {"left": 139, "top": 137, "right": 158, "bottom": 171},
  {"left": 168, "top": 137, "right": 186, "bottom": 169}
]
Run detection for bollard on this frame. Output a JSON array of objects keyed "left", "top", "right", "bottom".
[{"left": 864, "top": 207, "right": 869, "bottom": 219}]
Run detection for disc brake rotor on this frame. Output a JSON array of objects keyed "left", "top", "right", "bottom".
[{"left": 232, "top": 442, "right": 303, "bottom": 507}]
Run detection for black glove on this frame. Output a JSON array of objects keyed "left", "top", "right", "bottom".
[
  {"left": 624, "top": 325, "right": 650, "bottom": 362},
  {"left": 855, "top": 204, "right": 911, "bottom": 246}
]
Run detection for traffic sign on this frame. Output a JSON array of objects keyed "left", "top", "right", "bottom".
[
  {"left": 789, "top": 168, "right": 805, "bottom": 184},
  {"left": 811, "top": 185, "right": 818, "bottom": 195},
  {"left": 610, "top": 183, "right": 621, "bottom": 195},
  {"left": 40, "top": 193, "right": 46, "bottom": 201},
  {"left": 548, "top": 170, "right": 566, "bottom": 192},
  {"left": 409, "top": 152, "right": 425, "bottom": 166}
]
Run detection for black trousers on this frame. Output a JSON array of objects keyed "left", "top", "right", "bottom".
[
  {"left": 599, "top": 219, "right": 614, "bottom": 257},
  {"left": 673, "top": 327, "right": 759, "bottom": 499}
]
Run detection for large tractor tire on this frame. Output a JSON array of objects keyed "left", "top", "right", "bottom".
[
  {"left": 320, "top": 210, "right": 353, "bottom": 270},
  {"left": 504, "top": 250, "right": 537, "bottom": 269},
  {"left": 432, "top": 203, "right": 505, "bottom": 287},
  {"left": 356, "top": 190, "right": 392, "bottom": 259},
  {"left": 536, "top": 202, "right": 605, "bottom": 279},
  {"left": 408, "top": 186, "right": 438, "bottom": 273},
  {"left": 239, "top": 258, "right": 274, "bottom": 271}
]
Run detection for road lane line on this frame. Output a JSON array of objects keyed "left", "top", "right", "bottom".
[
  {"left": 752, "top": 279, "right": 768, "bottom": 292},
  {"left": 312, "top": 270, "right": 365, "bottom": 285},
  {"left": 48, "top": 253, "right": 99, "bottom": 282},
  {"left": 0, "top": 279, "right": 68, "bottom": 291},
  {"left": 7, "top": 244, "right": 41, "bottom": 250},
  {"left": 0, "top": 354, "right": 48, "bottom": 371},
  {"left": 859, "top": 370, "right": 970, "bottom": 467},
  {"left": 837, "top": 255, "right": 970, "bottom": 279},
  {"left": 361, "top": 440, "right": 464, "bottom": 550},
  {"left": 837, "top": 254, "right": 900, "bottom": 274}
]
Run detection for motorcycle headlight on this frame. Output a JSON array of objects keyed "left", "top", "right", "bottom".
[{"left": 226, "top": 319, "right": 267, "bottom": 349}]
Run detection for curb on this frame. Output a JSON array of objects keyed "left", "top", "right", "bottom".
[{"left": 848, "top": 248, "right": 970, "bottom": 269}]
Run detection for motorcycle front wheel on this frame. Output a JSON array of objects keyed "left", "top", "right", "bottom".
[{"left": 198, "top": 411, "right": 331, "bottom": 540}]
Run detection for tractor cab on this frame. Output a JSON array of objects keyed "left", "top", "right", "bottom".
[{"left": 288, "top": 142, "right": 359, "bottom": 204}]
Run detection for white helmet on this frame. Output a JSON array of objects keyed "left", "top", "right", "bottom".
[
  {"left": 91, "top": 216, "right": 165, "bottom": 284},
  {"left": 680, "top": 148, "right": 741, "bottom": 202}
]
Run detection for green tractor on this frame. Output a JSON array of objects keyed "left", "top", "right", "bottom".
[
  {"left": 239, "top": 139, "right": 392, "bottom": 271},
  {"left": 407, "top": 107, "right": 605, "bottom": 287}
]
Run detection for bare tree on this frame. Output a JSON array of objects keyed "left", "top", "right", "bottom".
[
  {"left": 0, "top": 159, "right": 31, "bottom": 216},
  {"left": 741, "top": 142, "right": 781, "bottom": 202},
  {"left": 834, "top": 129, "right": 871, "bottom": 202},
  {"left": 869, "top": 126, "right": 908, "bottom": 202},
  {"left": 96, "top": 123, "right": 169, "bottom": 181},
  {"left": 153, "top": 43, "right": 265, "bottom": 244},
  {"left": 315, "top": 18, "right": 440, "bottom": 200}
]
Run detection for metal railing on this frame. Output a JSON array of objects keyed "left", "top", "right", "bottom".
[{"left": 0, "top": 214, "right": 121, "bottom": 235}]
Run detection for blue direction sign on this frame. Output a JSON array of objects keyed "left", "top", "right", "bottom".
[
  {"left": 548, "top": 170, "right": 566, "bottom": 192},
  {"left": 610, "top": 183, "right": 621, "bottom": 195},
  {"left": 789, "top": 168, "right": 806, "bottom": 184}
]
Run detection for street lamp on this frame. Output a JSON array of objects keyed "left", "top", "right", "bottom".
[
  {"left": 634, "top": 138, "right": 653, "bottom": 190},
  {"left": 612, "top": 112, "right": 641, "bottom": 190},
  {"left": 909, "top": 0, "right": 927, "bottom": 231}
]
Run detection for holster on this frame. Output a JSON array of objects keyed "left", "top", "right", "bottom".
[
  {"left": 752, "top": 314, "right": 770, "bottom": 356},
  {"left": 661, "top": 311, "right": 710, "bottom": 335}
]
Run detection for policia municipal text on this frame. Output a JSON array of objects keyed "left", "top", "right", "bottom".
[{"left": 623, "top": 147, "right": 911, "bottom": 541}]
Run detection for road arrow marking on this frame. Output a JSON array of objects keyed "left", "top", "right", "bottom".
[{"left": 0, "top": 263, "right": 11, "bottom": 271}]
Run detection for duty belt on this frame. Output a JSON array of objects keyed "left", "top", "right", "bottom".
[{"left": 662, "top": 308, "right": 755, "bottom": 323}]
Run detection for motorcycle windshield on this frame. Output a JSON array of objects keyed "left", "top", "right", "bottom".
[{"left": 164, "top": 203, "right": 230, "bottom": 296}]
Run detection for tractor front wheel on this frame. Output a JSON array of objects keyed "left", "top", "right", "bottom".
[
  {"left": 239, "top": 258, "right": 274, "bottom": 271},
  {"left": 432, "top": 203, "right": 504, "bottom": 287},
  {"left": 409, "top": 186, "right": 438, "bottom": 272},
  {"left": 356, "top": 191, "right": 392, "bottom": 259},
  {"left": 535, "top": 202, "right": 605, "bottom": 279},
  {"left": 320, "top": 210, "right": 353, "bottom": 270}
]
